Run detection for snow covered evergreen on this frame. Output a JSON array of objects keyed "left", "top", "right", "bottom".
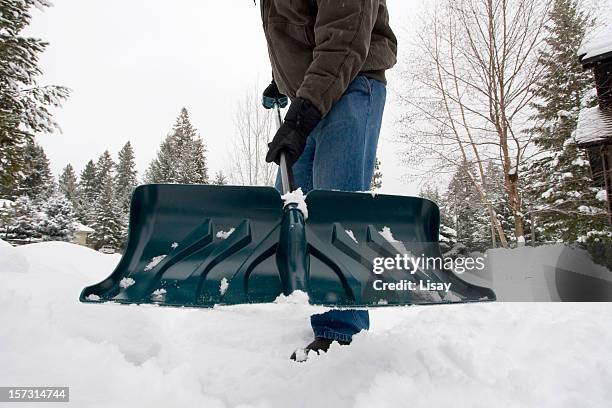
[
  {"left": 76, "top": 160, "right": 99, "bottom": 225},
  {"left": 90, "top": 173, "right": 124, "bottom": 250},
  {"left": 145, "top": 108, "right": 209, "bottom": 184},
  {"left": 58, "top": 164, "right": 79, "bottom": 208},
  {"left": 37, "top": 194, "right": 76, "bottom": 242},
  {"left": 5, "top": 196, "right": 40, "bottom": 242},
  {"left": 1, "top": 141, "right": 55, "bottom": 200},
  {"left": 0, "top": 0, "right": 69, "bottom": 192},
  {"left": 115, "top": 142, "right": 138, "bottom": 213},
  {"left": 525, "top": 0, "right": 610, "bottom": 243}
]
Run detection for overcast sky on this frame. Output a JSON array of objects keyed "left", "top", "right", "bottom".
[{"left": 27, "top": 0, "right": 426, "bottom": 196}]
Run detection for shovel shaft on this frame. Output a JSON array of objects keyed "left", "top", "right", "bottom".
[{"left": 275, "top": 104, "right": 296, "bottom": 195}]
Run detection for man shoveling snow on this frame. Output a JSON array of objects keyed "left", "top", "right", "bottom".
[{"left": 260, "top": 0, "right": 397, "bottom": 360}]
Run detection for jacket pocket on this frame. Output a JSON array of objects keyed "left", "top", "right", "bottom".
[{"left": 266, "top": 22, "right": 314, "bottom": 96}]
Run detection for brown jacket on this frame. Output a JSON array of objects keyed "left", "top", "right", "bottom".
[{"left": 260, "top": 0, "right": 397, "bottom": 116}]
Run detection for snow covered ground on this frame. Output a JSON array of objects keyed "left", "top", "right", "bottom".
[{"left": 1, "top": 240, "right": 612, "bottom": 407}]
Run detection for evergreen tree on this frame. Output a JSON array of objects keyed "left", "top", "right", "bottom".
[
  {"left": 370, "top": 158, "right": 383, "bottom": 190},
  {"left": 37, "top": 194, "right": 76, "bottom": 242},
  {"left": 0, "top": 200, "right": 13, "bottom": 238},
  {"left": 58, "top": 164, "right": 79, "bottom": 205},
  {"left": 1, "top": 140, "right": 55, "bottom": 199},
  {"left": 95, "top": 150, "right": 115, "bottom": 193},
  {"left": 76, "top": 160, "right": 98, "bottom": 225},
  {"left": 214, "top": 171, "right": 228, "bottom": 185},
  {"left": 0, "top": 0, "right": 69, "bottom": 192},
  {"left": 444, "top": 163, "right": 490, "bottom": 251},
  {"left": 485, "top": 162, "right": 516, "bottom": 245},
  {"left": 419, "top": 184, "right": 461, "bottom": 255},
  {"left": 526, "top": 0, "right": 608, "bottom": 242},
  {"left": 90, "top": 173, "right": 124, "bottom": 249},
  {"left": 115, "top": 142, "right": 138, "bottom": 213},
  {"left": 7, "top": 196, "right": 40, "bottom": 242},
  {"left": 145, "top": 108, "right": 209, "bottom": 184}
]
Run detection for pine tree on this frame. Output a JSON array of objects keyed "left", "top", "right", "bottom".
[
  {"left": 485, "top": 162, "right": 516, "bottom": 245},
  {"left": 37, "top": 194, "right": 76, "bottom": 242},
  {"left": 76, "top": 160, "right": 98, "bottom": 225},
  {"left": 115, "top": 142, "right": 138, "bottom": 213},
  {"left": 95, "top": 150, "right": 115, "bottom": 194},
  {"left": 58, "top": 164, "right": 79, "bottom": 205},
  {"left": 370, "top": 158, "right": 383, "bottom": 190},
  {"left": 0, "top": 200, "right": 13, "bottom": 238},
  {"left": 145, "top": 108, "right": 209, "bottom": 184},
  {"left": 90, "top": 173, "right": 124, "bottom": 249},
  {"left": 7, "top": 196, "right": 40, "bottom": 242},
  {"left": 0, "top": 0, "right": 69, "bottom": 192},
  {"left": 444, "top": 163, "right": 490, "bottom": 251},
  {"left": 2, "top": 140, "right": 55, "bottom": 199},
  {"left": 214, "top": 171, "right": 228, "bottom": 185},
  {"left": 419, "top": 184, "right": 460, "bottom": 255},
  {"left": 526, "top": 0, "right": 608, "bottom": 242}
]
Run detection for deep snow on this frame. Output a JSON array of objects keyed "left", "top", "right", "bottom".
[{"left": 1, "top": 241, "right": 612, "bottom": 407}]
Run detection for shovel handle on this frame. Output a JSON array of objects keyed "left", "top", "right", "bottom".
[{"left": 275, "top": 104, "right": 296, "bottom": 195}]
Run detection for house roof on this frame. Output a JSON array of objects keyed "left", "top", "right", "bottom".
[
  {"left": 73, "top": 222, "right": 95, "bottom": 233},
  {"left": 578, "top": 3, "right": 612, "bottom": 66},
  {"left": 575, "top": 106, "right": 612, "bottom": 147}
]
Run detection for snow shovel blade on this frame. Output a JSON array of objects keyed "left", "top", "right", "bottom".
[
  {"left": 80, "top": 184, "right": 290, "bottom": 307},
  {"left": 304, "top": 190, "right": 496, "bottom": 306},
  {"left": 80, "top": 185, "right": 495, "bottom": 308}
]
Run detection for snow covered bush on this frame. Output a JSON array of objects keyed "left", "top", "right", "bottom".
[{"left": 37, "top": 194, "right": 77, "bottom": 242}]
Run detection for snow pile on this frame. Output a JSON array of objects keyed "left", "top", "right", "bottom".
[
  {"left": 144, "top": 255, "right": 166, "bottom": 271},
  {"left": 461, "top": 245, "right": 612, "bottom": 302},
  {"left": 596, "top": 189, "right": 608, "bottom": 202},
  {"left": 281, "top": 188, "right": 308, "bottom": 219},
  {"left": 119, "top": 277, "right": 135, "bottom": 289},
  {"left": 345, "top": 229, "right": 358, "bottom": 244},
  {"left": 274, "top": 289, "right": 310, "bottom": 305},
  {"left": 216, "top": 228, "right": 235, "bottom": 240},
  {"left": 575, "top": 106, "right": 612, "bottom": 145},
  {"left": 219, "top": 277, "right": 229, "bottom": 295},
  {"left": 578, "top": 0, "right": 612, "bottom": 61},
  {"left": 0, "top": 239, "right": 29, "bottom": 274},
  {"left": 378, "top": 226, "right": 398, "bottom": 242},
  {"left": 1, "top": 242, "right": 612, "bottom": 407}
]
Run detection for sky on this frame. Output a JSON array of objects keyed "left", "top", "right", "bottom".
[{"left": 26, "top": 0, "right": 426, "bottom": 196}]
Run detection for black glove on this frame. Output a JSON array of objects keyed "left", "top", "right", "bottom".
[
  {"left": 262, "top": 79, "right": 288, "bottom": 109},
  {"left": 265, "top": 97, "right": 322, "bottom": 166}
]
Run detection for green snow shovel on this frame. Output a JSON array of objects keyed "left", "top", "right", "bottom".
[{"left": 80, "top": 103, "right": 495, "bottom": 307}]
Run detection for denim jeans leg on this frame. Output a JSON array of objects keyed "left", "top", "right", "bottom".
[{"left": 309, "top": 75, "right": 387, "bottom": 343}]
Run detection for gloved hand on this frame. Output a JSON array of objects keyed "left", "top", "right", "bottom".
[
  {"left": 262, "top": 79, "right": 288, "bottom": 109},
  {"left": 265, "top": 97, "right": 322, "bottom": 166}
]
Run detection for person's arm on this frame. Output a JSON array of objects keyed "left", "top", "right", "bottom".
[{"left": 297, "top": 0, "right": 379, "bottom": 116}]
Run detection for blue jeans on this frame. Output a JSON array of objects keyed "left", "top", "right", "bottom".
[{"left": 275, "top": 75, "right": 387, "bottom": 343}]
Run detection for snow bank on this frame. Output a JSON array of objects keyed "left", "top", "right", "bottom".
[
  {"left": 459, "top": 245, "right": 612, "bottom": 302},
  {"left": 1, "top": 242, "right": 612, "bottom": 407},
  {"left": 0, "top": 239, "right": 29, "bottom": 274}
]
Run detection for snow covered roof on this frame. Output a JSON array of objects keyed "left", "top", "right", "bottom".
[
  {"left": 73, "top": 222, "right": 95, "bottom": 233},
  {"left": 578, "top": 2, "right": 612, "bottom": 64},
  {"left": 575, "top": 106, "right": 612, "bottom": 146}
]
